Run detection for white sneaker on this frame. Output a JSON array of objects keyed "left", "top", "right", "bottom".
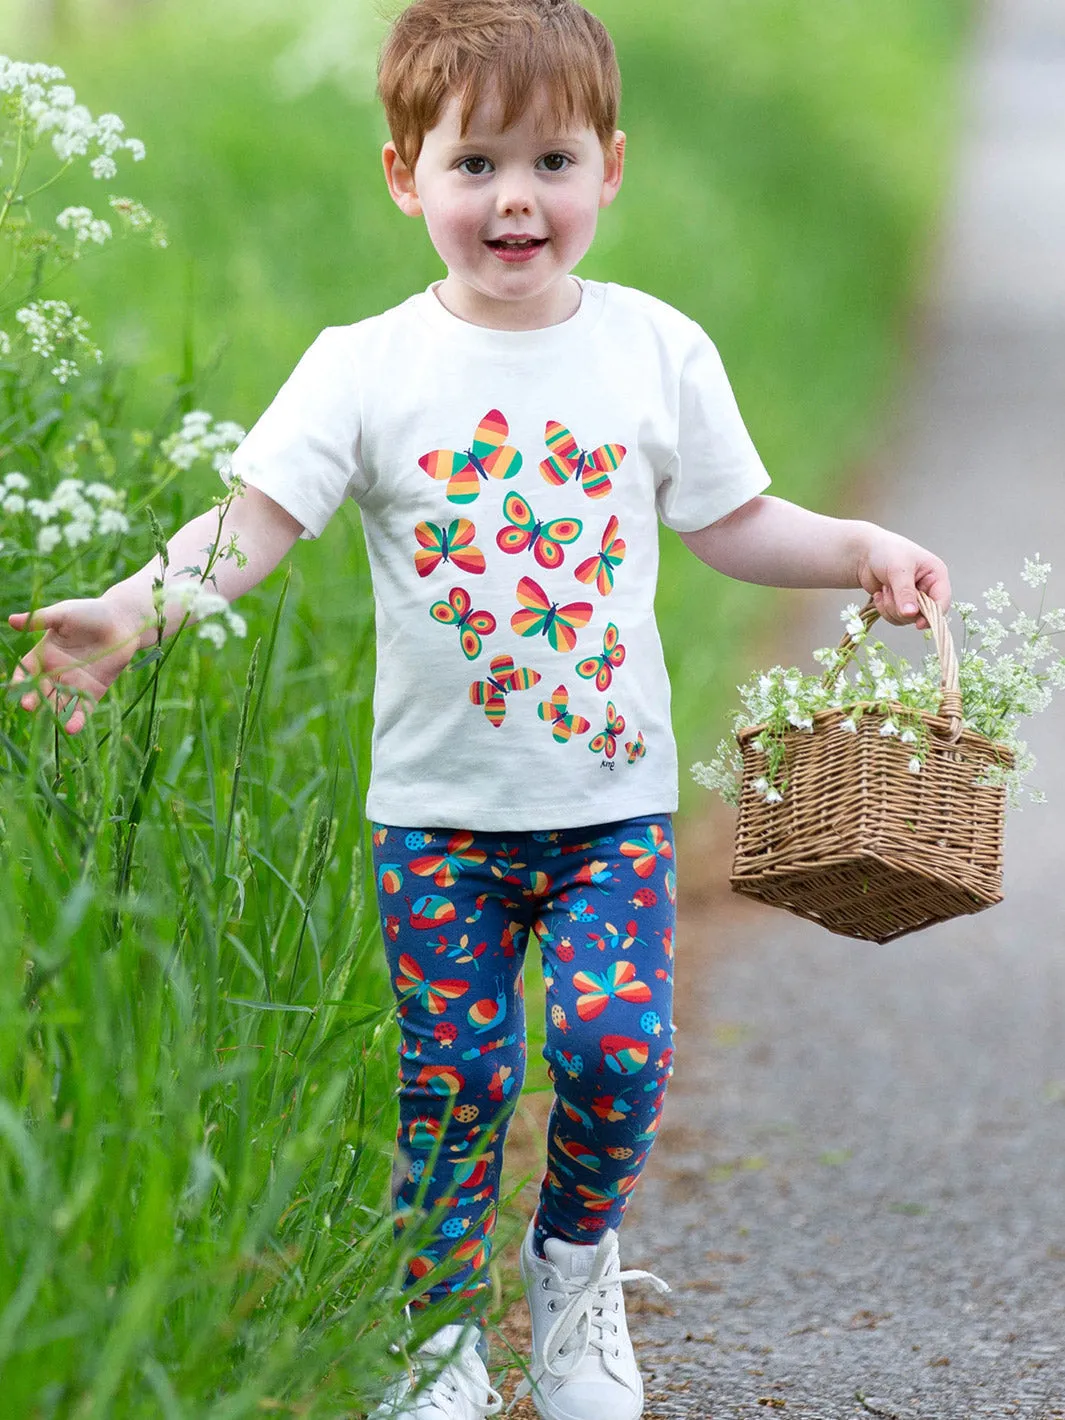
[
  {"left": 516, "top": 1221, "right": 670, "bottom": 1420},
  {"left": 371, "top": 1323, "right": 503, "bottom": 1420}
]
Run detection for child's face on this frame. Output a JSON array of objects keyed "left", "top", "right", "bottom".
[{"left": 383, "top": 87, "right": 625, "bottom": 330}]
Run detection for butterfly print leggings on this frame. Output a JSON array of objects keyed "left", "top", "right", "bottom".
[{"left": 372, "top": 814, "right": 676, "bottom": 1308}]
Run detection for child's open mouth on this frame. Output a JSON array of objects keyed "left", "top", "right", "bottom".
[{"left": 485, "top": 237, "right": 548, "bottom": 262}]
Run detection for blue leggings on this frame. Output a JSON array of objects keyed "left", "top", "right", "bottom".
[{"left": 372, "top": 815, "right": 676, "bottom": 1307}]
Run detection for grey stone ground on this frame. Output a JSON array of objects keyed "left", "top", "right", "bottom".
[{"left": 624, "top": 3, "right": 1065, "bottom": 1416}]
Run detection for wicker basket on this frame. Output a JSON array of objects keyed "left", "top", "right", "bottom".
[{"left": 729, "top": 593, "right": 1013, "bottom": 943}]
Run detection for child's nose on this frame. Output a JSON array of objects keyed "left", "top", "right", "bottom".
[{"left": 495, "top": 181, "right": 535, "bottom": 219}]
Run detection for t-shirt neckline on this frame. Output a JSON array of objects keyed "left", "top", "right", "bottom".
[{"left": 414, "top": 276, "right": 605, "bottom": 348}]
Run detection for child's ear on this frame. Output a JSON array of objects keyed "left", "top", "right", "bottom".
[
  {"left": 599, "top": 130, "right": 626, "bottom": 208},
  {"left": 382, "top": 142, "right": 423, "bottom": 218}
]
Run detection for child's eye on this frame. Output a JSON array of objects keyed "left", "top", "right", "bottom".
[
  {"left": 457, "top": 156, "right": 492, "bottom": 176},
  {"left": 538, "top": 153, "right": 571, "bottom": 173}
]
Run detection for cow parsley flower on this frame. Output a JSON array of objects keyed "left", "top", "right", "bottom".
[
  {"left": 161, "top": 411, "right": 246, "bottom": 472},
  {"left": 56, "top": 205, "right": 113, "bottom": 249},
  {"left": 693, "top": 564, "right": 1065, "bottom": 808},
  {"left": 14, "top": 299, "right": 102, "bottom": 381},
  {"left": 0, "top": 57, "right": 147, "bottom": 177},
  {"left": 1021, "top": 555, "right": 1051, "bottom": 589},
  {"left": 155, "top": 580, "right": 248, "bottom": 649}
]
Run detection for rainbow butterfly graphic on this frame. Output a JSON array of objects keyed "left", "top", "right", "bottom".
[
  {"left": 395, "top": 953, "right": 469, "bottom": 1015},
  {"left": 537, "top": 684, "right": 591, "bottom": 744},
  {"left": 624, "top": 731, "right": 646, "bottom": 764},
  {"left": 540, "top": 420, "right": 625, "bottom": 500},
  {"left": 576, "top": 623, "right": 626, "bottom": 691},
  {"left": 419, "top": 409, "right": 522, "bottom": 504},
  {"left": 620, "top": 823, "right": 673, "bottom": 879},
  {"left": 511, "top": 576, "right": 593, "bottom": 653},
  {"left": 413, "top": 518, "right": 486, "bottom": 578},
  {"left": 573, "top": 960, "right": 653, "bottom": 1021},
  {"left": 589, "top": 701, "right": 626, "bottom": 759},
  {"left": 599, "top": 1035, "right": 650, "bottom": 1076},
  {"left": 409, "top": 831, "right": 488, "bottom": 888},
  {"left": 496, "top": 492, "right": 583, "bottom": 569},
  {"left": 468, "top": 654, "right": 543, "bottom": 727},
  {"left": 574, "top": 515, "right": 626, "bottom": 595},
  {"left": 430, "top": 586, "right": 497, "bottom": 660}
]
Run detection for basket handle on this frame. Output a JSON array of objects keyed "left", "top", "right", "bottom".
[{"left": 825, "top": 591, "right": 963, "bottom": 744}]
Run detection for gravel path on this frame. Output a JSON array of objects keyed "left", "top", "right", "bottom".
[{"left": 624, "top": 3, "right": 1065, "bottom": 1416}]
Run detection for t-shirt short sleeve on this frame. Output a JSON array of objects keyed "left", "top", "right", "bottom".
[
  {"left": 225, "top": 327, "right": 367, "bottom": 540},
  {"left": 655, "top": 324, "right": 771, "bottom": 533}
]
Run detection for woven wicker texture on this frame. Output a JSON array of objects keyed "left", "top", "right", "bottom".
[{"left": 730, "top": 594, "right": 1012, "bottom": 943}]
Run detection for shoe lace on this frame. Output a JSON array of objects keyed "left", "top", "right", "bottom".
[
  {"left": 513, "top": 1249, "right": 669, "bottom": 1406},
  {"left": 423, "top": 1344, "right": 503, "bottom": 1417}
]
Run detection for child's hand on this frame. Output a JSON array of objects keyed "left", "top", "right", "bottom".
[
  {"left": 856, "top": 530, "right": 951, "bottom": 629},
  {"left": 6, "top": 598, "right": 146, "bottom": 735}
]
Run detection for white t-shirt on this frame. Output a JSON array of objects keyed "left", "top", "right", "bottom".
[{"left": 227, "top": 279, "right": 770, "bottom": 831}]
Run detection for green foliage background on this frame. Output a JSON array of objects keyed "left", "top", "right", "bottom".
[{"left": 0, "top": 1, "right": 972, "bottom": 1413}]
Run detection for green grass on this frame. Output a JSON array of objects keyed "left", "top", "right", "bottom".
[{"left": 0, "top": 0, "right": 972, "bottom": 1412}]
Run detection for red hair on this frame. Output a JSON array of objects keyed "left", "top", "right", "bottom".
[{"left": 378, "top": 0, "right": 621, "bottom": 168}]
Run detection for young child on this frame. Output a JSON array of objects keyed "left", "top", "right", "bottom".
[{"left": 8, "top": 2, "right": 951, "bottom": 1417}]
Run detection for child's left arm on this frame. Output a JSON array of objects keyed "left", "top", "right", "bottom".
[{"left": 679, "top": 494, "right": 950, "bottom": 629}]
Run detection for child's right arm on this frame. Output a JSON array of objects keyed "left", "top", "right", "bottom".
[{"left": 6, "top": 485, "right": 304, "bottom": 735}]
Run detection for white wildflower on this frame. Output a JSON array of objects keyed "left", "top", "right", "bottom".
[
  {"left": 900, "top": 729, "right": 917, "bottom": 744},
  {"left": 764, "top": 788, "right": 784, "bottom": 805},
  {"left": 36, "top": 525, "right": 62, "bottom": 554},
  {"left": 56, "top": 205, "right": 113, "bottom": 247},
  {"left": 1021, "top": 555, "right": 1052, "bottom": 589},
  {"left": 752, "top": 777, "right": 769, "bottom": 794},
  {"left": 983, "top": 582, "right": 1011, "bottom": 613},
  {"left": 0, "top": 472, "right": 27, "bottom": 493},
  {"left": 2, "top": 494, "right": 26, "bottom": 514},
  {"left": 89, "top": 155, "right": 117, "bottom": 181},
  {"left": 1048, "top": 661, "right": 1065, "bottom": 691},
  {"left": 224, "top": 610, "right": 247, "bottom": 639},
  {"left": 63, "top": 519, "right": 94, "bottom": 548},
  {"left": 27, "top": 497, "right": 56, "bottom": 522},
  {"left": 108, "top": 196, "right": 168, "bottom": 248},
  {"left": 981, "top": 619, "right": 1007, "bottom": 652},
  {"left": 51, "top": 358, "right": 80, "bottom": 384},
  {"left": 162, "top": 410, "right": 246, "bottom": 472},
  {"left": 197, "top": 621, "right": 227, "bottom": 649},
  {"left": 84, "top": 481, "right": 122, "bottom": 504},
  {"left": 838, "top": 716, "right": 859, "bottom": 733},
  {"left": 15, "top": 300, "right": 102, "bottom": 372},
  {"left": 96, "top": 507, "right": 130, "bottom": 536},
  {"left": 0, "top": 331, "right": 10, "bottom": 357},
  {"left": 908, "top": 757, "right": 922, "bottom": 774},
  {"left": 167, "top": 582, "right": 230, "bottom": 620},
  {"left": 879, "top": 719, "right": 899, "bottom": 737}
]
